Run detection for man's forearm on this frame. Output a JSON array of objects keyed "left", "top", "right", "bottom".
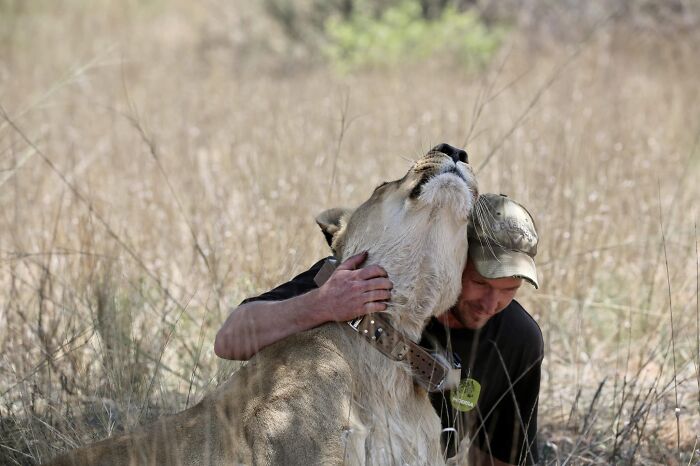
[
  {"left": 214, "top": 252, "right": 392, "bottom": 360},
  {"left": 214, "top": 289, "right": 327, "bottom": 360}
]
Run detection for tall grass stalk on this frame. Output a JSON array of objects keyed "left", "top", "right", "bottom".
[
  {"left": 1, "top": 2, "right": 699, "bottom": 464},
  {"left": 659, "top": 185, "right": 682, "bottom": 461},
  {"left": 695, "top": 222, "right": 700, "bottom": 417}
]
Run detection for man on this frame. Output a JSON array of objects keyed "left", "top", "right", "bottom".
[{"left": 215, "top": 193, "right": 543, "bottom": 465}]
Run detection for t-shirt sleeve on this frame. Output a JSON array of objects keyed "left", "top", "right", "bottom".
[
  {"left": 478, "top": 332, "right": 543, "bottom": 465},
  {"left": 240, "top": 258, "right": 328, "bottom": 305}
]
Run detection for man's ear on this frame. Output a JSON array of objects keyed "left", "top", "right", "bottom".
[{"left": 315, "top": 208, "right": 352, "bottom": 249}]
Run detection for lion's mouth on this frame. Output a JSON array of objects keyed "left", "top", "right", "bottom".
[{"left": 409, "top": 166, "right": 467, "bottom": 199}]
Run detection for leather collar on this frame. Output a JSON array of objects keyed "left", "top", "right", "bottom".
[{"left": 314, "top": 258, "right": 460, "bottom": 392}]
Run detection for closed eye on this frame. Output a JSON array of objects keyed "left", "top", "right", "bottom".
[{"left": 372, "top": 181, "right": 390, "bottom": 193}]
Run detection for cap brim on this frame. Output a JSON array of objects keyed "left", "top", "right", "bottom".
[{"left": 469, "top": 243, "right": 539, "bottom": 289}]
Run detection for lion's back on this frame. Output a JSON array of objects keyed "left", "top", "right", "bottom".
[{"left": 43, "top": 326, "right": 355, "bottom": 466}]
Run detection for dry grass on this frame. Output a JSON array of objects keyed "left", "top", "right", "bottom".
[{"left": 1, "top": 1, "right": 699, "bottom": 464}]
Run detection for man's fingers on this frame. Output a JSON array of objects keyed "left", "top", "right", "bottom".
[
  {"left": 336, "top": 251, "right": 368, "bottom": 271},
  {"left": 356, "top": 264, "right": 388, "bottom": 280},
  {"left": 363, "top": 289, "right": 392, "bottom": 302},
  {"left": 362, "top": 277, "right": 393, "bottom": 292},
  {"left": 363, "top": 301, "right": 388, "bottom": 313}
]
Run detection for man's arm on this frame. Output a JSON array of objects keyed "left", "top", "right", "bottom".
[{"left": 214, "top": 252, "right": 393, "bottom": 360}]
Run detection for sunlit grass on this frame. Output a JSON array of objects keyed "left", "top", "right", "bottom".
[{"left": 0, "top": 1, "right": 699, "bottom": 464}]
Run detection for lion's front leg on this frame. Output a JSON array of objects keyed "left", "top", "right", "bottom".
[{"left": 340, "top": 407, "right": 368, "bottom": 466}]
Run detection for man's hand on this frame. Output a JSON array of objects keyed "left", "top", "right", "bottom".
[
  {"left": 316, "top": 251, "right": 393, "bottom": 322},
  {"left": 214, "top": 252, "right": 393, "bottom": 361}
]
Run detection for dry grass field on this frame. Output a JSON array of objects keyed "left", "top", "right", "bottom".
[{"left": 1, "top": 1, "right": 699, "bottom": 464}]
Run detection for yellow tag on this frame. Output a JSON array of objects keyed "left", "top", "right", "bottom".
[{"left": 450, "top": 378, "right": 481, "bottom": 412}]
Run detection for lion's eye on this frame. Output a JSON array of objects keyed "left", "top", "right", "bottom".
[{"left": 373, "top": 181, "right": 389, "bottom": 193}]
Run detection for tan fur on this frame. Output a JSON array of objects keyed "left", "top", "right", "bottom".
[{"left": 44, "top": 150, "right": 478, "bottom": 466}]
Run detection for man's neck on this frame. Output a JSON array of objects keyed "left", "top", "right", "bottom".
[{"left": 437, "top": 307, "right": 467, "bottom": 329}]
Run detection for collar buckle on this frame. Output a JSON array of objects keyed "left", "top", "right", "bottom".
[{"left": 347, "top": 316, "right": 364, "bottom": 332}]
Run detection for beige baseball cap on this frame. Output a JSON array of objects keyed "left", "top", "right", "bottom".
[{"left": 468, "top": 193, "right": 540, "bottom": 289}]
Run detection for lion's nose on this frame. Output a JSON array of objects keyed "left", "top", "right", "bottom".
[{"left": 431, "top": 143, "right": 469, "bottom": 164}]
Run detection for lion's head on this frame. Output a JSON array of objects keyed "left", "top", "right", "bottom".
[{"left": 317, "top": 145, "right": 478, "bottom": 340}]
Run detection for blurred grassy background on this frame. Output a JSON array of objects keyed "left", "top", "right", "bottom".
[{"left": 0, "top": 0, "right": 699, "bottom": 464}]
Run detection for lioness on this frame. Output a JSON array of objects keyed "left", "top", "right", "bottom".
[{"left": 45, "top": 147, "right": 478, "bottom": 466}]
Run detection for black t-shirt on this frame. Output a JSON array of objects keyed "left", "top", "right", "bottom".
[
  {"left": 241, "top": 258, "right": 543, "bottom": 465},
  {"left": 421, "top": 306, "right": 543, "bottom": 464}
]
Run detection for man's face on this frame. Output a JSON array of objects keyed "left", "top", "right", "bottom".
[{"left": 446, "top": 259, "right": 523, "bottom": 329}]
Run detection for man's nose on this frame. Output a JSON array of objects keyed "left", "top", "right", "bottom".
[
  {"left": 431, "top": 143, "right": 469, "bottom": 164},
  {"left": 480, "top": 291, "right": 498, "bottom": 314}
]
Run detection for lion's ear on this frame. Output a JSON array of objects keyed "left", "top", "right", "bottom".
[{"left": 315, "top": 208, "right": 352, "bottom": 249}]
